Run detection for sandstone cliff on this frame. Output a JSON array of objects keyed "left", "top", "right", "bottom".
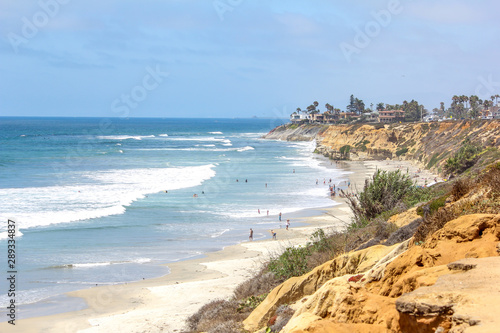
[
  {"left": 244, "top": 157, "right": 500, "bottom": 333},
  {"left": 244, "top": 214, "right": 500, "bottom": 333},
  {"left": 263, "top": 120, "right": 500, "bottom": 175}
]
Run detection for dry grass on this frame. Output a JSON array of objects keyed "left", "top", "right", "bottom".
[
  {"left": 185, "top": 267, "right": 281, "bottom": 333},
  {"left": 185, "top": 299, "right": 245, "bottom": 333},
  {"left": 413, "top": 206, "right": 459, "bottom": 243},
  {"left": 413, "top": 163, "right": 500, "bottom": 243},
  {"left": 268, "top": 305, "right": 295, "bottom": 332},
  {"left": 451, "top": 178, "right": 473, "bottom": 200},
  {"left": 233, "top": 268, "right": 281, "bottom": 300},
  {"left": 480, "top": 162, "right": 500, "bottom": 198}
]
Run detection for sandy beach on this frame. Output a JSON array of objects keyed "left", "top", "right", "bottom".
[{"left": 1, "top": 159, "right": 441, "bottom": 333}]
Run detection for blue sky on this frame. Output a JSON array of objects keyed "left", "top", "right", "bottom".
[{"left": 1, "top": 0, "right": 499, "bottom": 118}]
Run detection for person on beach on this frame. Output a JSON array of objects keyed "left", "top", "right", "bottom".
[
  {"left": 286, "top": 219, "right": 290, "bottom": 230},
  {"left": 270, "top": 229, "right": 277, "bottom": 240},
  {"left": 258, "top": 209, "right": 260, "bottom": 214},
  {"left": 278, "top": 212, "right": 282, "bottom": 221},
  {"left": 267, "top": 210, "right": 269, "bottom": 216},
  {"left": 249, "top": 228, "right": 253, "bottom": 241}
]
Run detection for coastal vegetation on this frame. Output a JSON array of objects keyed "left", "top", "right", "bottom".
[
  {"left": 268, "top": 120, "right": 500, "bottom": 180},
  {"left": 443, "top": 138, "right": 483, "bottom": 176},
  {"left": 344, "top": 169, "right": 414, "bottom": 227},
  {"left": 187, "top": 121, "right": 500, "bottom": 332}
]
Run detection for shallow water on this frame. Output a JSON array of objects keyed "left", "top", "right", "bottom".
[{"left": 0, "top": 117, "right": 349, "bottom": 319}]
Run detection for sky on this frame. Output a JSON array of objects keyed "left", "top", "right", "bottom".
[{"left": 1, "top": 0, "right": 499, "bottom": 118}]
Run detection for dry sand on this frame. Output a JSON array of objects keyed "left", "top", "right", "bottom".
[{"left": 1, "top": 159, "right": 441, "bottom": 333}]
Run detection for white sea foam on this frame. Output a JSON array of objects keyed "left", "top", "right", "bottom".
[
  {"left": 0, "top": 164, "right": 217, "bottom": 230},
  {"left": 97, "top": 135, "right": 154, "bottom": 140},
  {"left": 132, "top": 146, "right": 254, "bottom": 153},
  {"left": 0, "top": 229, "right": 23, "bottom": 240},
  {"left": 237, "top": 146, "right": 255, "bottom": 152},
  {"left": 208, "top": 131, "right": 223, "bottom": 134},
  {"left": 71, "top": 262, "right": 112, "bottom": 268},
  {"left": 210, "top": 229, "right": 230, "bottom": 238},
  {"left": 166, "top": 136, "right": 226, "bottom": 142},
  {"left": 159, "top": 134, "right": 169, "bottom": 137}
]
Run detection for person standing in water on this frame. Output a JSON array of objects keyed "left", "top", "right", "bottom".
[
  {"left": 286, "top": 219, "right": 290, "bottom": 230},
  {"left": 249, "top": 228, "right": 253, "bottom": 241},
  {"left": 278, "top": 212, "right": 282, "bottom": 221}
]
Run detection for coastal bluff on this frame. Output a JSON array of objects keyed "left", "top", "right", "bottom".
[
  {"left": 264, "top": 120, "right": 500, "bottom": 175},
  {"left": 244, "top": 213, "right": 500, "bottom": 332},
  {"left": 244, "top": 121, "right": 500, "bottom": 333}
]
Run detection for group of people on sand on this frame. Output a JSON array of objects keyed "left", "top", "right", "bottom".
[{"left": 249, "top": 218, "right": 290, "bottom": 241}]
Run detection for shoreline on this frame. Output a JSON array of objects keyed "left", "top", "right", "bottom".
[{"left": 1, "top": 159, "right": 441, "bottom": 332}]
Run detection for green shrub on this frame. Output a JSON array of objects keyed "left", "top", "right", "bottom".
[
  {"left": 268, "top": 246, "right": 310, "bottom": 280},
  {"left": 308, "top": 228, "right": 331, "bottom": 252},
  {"left": 339, "top": 145, "right": 351, "bottom": 159},
  {"left": 403, "top": 186, "right": 434, "bottom": 207},
  {"left": 396, "top": 147, "right": 409, "bottom": 156},
  {"left": 416, "top": 195, "right": 447, "bottom": 216},
  {"left": 426, "top": 152, "right": 442, "bottom": 169},
  {"left": 237, "top": 294, "right": 268, "bottom": 313},
  {"left": 444, "top": 138, "right": 483, "bottom": 176},
  {"left": 345, "top": 169, "right": 415, "bottom": 224}
]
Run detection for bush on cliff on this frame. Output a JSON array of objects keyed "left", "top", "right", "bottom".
[
  {"left": 345, "top": 169, "right": 414, "bottom": 228},
  {"left": 444, "top": 138, "right": 483, "bottom": 176}
]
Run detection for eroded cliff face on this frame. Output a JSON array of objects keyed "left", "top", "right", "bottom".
[
  {"left": 264, "top": 120, "right": 500, "bottom": 175},
  {"left": 244, "top": 214, "right": 500, "bottom": 333}
]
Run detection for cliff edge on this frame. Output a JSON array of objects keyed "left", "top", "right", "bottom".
[{"left": 263, "top": 120, "right": 500, "bottom": 175}]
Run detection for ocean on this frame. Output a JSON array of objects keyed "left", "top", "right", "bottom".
[{"left": 0, "top": 117, "right": 347, "bottom": 320}]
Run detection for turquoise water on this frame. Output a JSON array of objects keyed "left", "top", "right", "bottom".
[{"left": 0, "top": 117, "right": 347, "bottom": 319}]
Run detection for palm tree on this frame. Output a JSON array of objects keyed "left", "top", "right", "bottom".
[
  {"left": 462, "top": 95, "right": 469, "bottom": 109},
  {"left": 325, "top": 103, "right": 333, "bottom": 113},
  {"left": 376, "top": 102, "right": 385, "bottom": 111}
]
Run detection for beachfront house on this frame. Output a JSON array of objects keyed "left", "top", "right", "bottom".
[
  {"left": 290, "top": 111, "right": 310, "bottom": 123},
  {"left": 339, "top": 112, "right": 360, "bottom": 121},
  {"left": 323, "top": 111, "right": 339, "bottom": 123},
  {"left": 480, "top": 106, "right": 500, "bottom": 119},
  {"left": 310, "top": 113, "right": 324, "bottom": 123},
  {"left": 363, "top": 111, "right": 379, "bottom": 123},
  {"left": 378, "top": 110, "right": 405, "bottom": 123}
]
